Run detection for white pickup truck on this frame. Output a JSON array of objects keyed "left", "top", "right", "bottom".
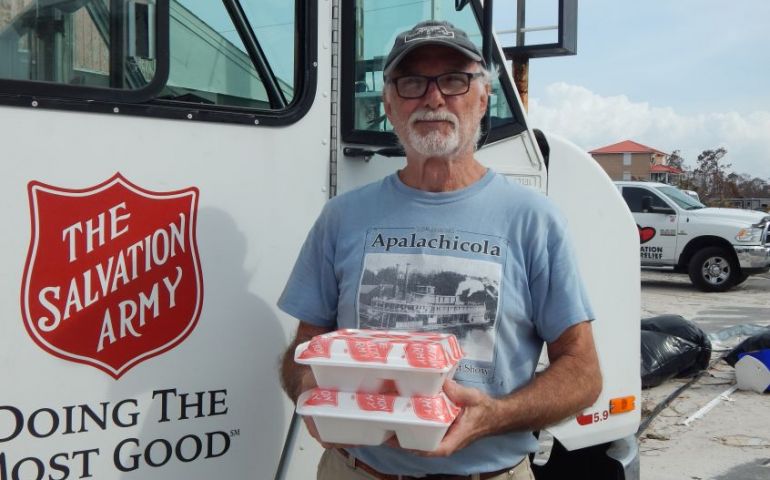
[{"left": 615, "top": 181, "right": 770, "bottom": 292}]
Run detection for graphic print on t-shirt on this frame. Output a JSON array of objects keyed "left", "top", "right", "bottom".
[{"left": 357, "top": 228, "right": 505, "bottom": 383}]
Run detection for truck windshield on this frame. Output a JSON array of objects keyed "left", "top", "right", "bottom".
[
  {"left": 659, "top": 186, "right": 705, "bottom": 210},
  {"left": 344, "top": 0, "right": 524, "bottom": 143}
]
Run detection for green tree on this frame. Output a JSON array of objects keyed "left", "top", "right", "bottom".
[{"left": 693, "top": 147, "right": 731, "bottom": 202}]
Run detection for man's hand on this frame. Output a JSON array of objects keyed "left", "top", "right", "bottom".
[
  {"left": 281, "top": 321, "right": 359, "bottom": 449},
  {"left": 414, "top": 322, "right": 602, "bottom": 457},
  {"left": 281, "top": 322, "right": 333, "bottom": 404},
  {"left": 419, "top": 380, "right": 497, "bottom": 457}
]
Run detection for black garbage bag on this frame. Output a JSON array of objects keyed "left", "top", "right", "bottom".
[
  {"left": 642, "top": 315, "right": 712, "bottom": 375},
  {"left": 724, "top": 330, "right": 770, "bottom": 367},
  {"left": 640, "top": 315, "right": 712, "bottom": 388}
]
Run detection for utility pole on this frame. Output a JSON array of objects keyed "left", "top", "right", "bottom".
[{"left": 512, "top": 0, "right": 529, "bottom": 111}]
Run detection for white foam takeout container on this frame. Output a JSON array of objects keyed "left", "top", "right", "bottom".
[
  {"left": 294, "top": 329, "right": 464, "bottom": 396},
  {"left": 296, "top": 388, "right": 460, "bottom": 451}
]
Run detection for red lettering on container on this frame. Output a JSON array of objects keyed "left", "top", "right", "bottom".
[
  {"left": 305, "top": 389, "right": 339, "bottom": 407},
  {"left": 298, "top": 337, "right": 333, "bottom": 359},
  {"left": 356, "top": 393, "right": 396, "bottom": 412},
  {"left": 404, "top": 342, "right": 447, "bottom": 369},
  {"left": 346, "top": 339, "right": 392, "bottom": 363}
]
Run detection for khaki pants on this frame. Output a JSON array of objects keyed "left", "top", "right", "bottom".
[{"left": 317, "top": 448, "right": 536, "bottom": 480}]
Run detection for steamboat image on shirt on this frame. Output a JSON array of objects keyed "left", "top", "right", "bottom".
[{"left": 357, "top": 227, "right": 505, "bottom": 383}]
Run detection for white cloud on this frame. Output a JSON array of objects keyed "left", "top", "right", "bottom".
[{"left": 528, "top": 82, "right": 770, "bottom": 179}]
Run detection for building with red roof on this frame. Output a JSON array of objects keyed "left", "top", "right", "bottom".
[{"left": 589, "top": 140, "right": 682, "bottom": 182}]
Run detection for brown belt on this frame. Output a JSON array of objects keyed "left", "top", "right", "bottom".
[{"left": 336, "top": 448, "right": 521, "bottom": 480}]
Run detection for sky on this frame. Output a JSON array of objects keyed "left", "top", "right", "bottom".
[{"left": 494, "top": 0, "right": 770, "bottom": 179}]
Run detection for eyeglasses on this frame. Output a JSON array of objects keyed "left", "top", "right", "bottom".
[{"left": 387, "top": 72, "right": 484, "bottom": 99}]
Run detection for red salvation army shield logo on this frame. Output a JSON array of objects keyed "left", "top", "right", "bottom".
[{"left": 21, "top": 173, "right": 203, "bottom": 378}]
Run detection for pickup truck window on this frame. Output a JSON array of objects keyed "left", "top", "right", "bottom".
[
  {"left": 622, "top": 187, "right": 671, "bottom": 213},
  {"left": 342, "top": 0, "right": 525, "bottom": 145},
  {"left": 658, "top": 186, "right": 705, "bottom": 210}
]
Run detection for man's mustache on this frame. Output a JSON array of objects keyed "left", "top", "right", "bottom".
[{"left": 408, "top": 109, "right": 459, "bottom": 129}]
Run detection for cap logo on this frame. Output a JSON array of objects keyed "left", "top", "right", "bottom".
[{"left": 405, "top": 25, "right": 455, "bottom": 43}]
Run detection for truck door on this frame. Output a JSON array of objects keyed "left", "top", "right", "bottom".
[
  {"left": 0, "top": 1, "right": 327, "bottom": 479},
  {"left": 621, "top": 186, "right": 679, "bottom": 265}
]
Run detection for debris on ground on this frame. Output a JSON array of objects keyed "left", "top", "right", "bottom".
[
  {"left": 639, "top": 271, "right": 770, "bottom": 480},
  {"left": 722, "top": 330, "right": 770, "bottom": 393},
  {"left": 724, "top": 330, "right": 770, "bottom": 367},
  {"left": 680, "top": 386, "right": 737, "bottom": 426},
  {"left": 641, "top": 315, "right": 712, "bottom": 388}
]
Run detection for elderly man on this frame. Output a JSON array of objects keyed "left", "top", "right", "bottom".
[{"left": 279, "top": 20, "right": 601, "bottom": 480}]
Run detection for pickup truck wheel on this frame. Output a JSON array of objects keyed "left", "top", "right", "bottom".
[{"left": 688, "top": 247, "right": 738, "bottom": 292}]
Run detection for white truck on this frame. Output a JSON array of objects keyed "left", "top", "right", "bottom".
[
  {"left": 615, "top": 181, "right": 770, "bottom": 292},
  {"left": 0, "top": 1, "right": 640, "bottom": 479}
]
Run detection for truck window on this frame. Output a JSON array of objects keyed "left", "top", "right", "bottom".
[
  {"left": 0, "top": 0, "right": 314, "bottom": 123},
  {"left": 622, "top": 187, "right": 671, "bottom": 213},
  {"left": 239, "top": 0, "right": 295, "bottom": 97},
  {"left": 157, "top": 0, "right": 295, "bottom": 109},
  {"left": 0, "top": 0, "right": 160, "bottom": 91},
  {"left": 342, "top": 0, "right": 525, "bottom": 145}
]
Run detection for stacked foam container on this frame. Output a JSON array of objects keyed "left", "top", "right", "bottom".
[{"left": 295, "top": 328, "right": 464, "bottom": 450}]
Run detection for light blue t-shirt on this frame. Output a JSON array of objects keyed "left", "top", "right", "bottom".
[{"left": 278, "top": 169, "right": 593, "bottom": 476}]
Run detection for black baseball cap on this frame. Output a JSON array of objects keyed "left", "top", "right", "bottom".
[{"left": 383, "top": 20, "right": 484, "bottom": 78}]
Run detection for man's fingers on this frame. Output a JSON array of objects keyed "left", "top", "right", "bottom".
[
  {"left": 443, "top": 379, "right": 479, "bottom": 406},
  {"left": 442, "top": 379, "right": 464, "bottom": 404},
  {"left": 419, "top": 413, "right": 469, "bottom": 457}
]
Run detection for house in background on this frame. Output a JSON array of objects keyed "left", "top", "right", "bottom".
[
  {"left": 589, "top": 140, "right": 682, "bottom": 183},
  {"left": 649, "top": 164, "right": 685, "bottom": 184}
]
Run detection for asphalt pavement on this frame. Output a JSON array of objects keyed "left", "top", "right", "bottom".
[{"left": 639, "top": 269, "right": 770, "bottom": 480}]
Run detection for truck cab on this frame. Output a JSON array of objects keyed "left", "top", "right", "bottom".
[
  {"left": 615, "top": 181, "right": 770, "bottom": 292},
  {"left": 0, "top": 1, "right": 640, "bottom": 479}
]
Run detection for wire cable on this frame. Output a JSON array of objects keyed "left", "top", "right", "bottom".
[{"left": 636, "top": 354, "right": 726, "bottom": 438}]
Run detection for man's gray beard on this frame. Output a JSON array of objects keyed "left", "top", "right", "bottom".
[
  {"left": 401, "top": 109, "right": 481, "bottom": 158},
  {"left": 407, "top": 129, "right": 459, "bottom": 157}
]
